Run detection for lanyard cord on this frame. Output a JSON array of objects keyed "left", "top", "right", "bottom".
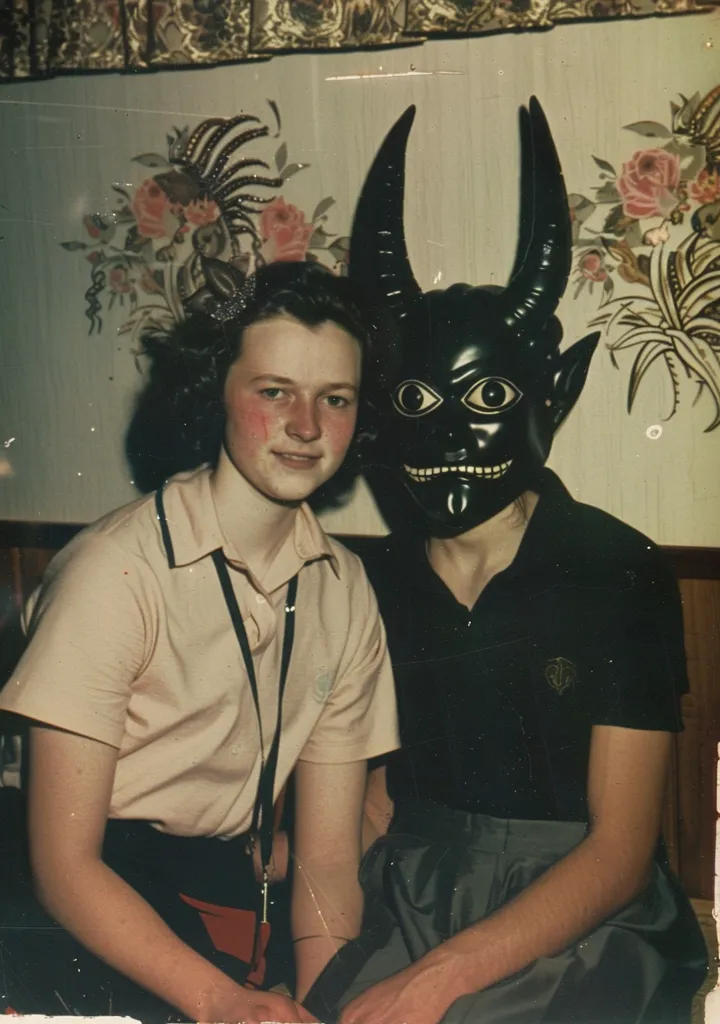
[
  {"left": 155, "top": 485, "right": 299, "bottom": 970},
  {"left": 212, "top": 551, "right": 298, "bottom": 975},
  {"left": 210, "top": 549, "right": 298, "bottom": 875}
]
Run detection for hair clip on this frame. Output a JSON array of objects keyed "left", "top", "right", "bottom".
[
  {"left": 208, "top": 272, "right": 256, "bottom": 322},
  {"left": 189, "top": 255, "right": 256, "bottom": 323}
]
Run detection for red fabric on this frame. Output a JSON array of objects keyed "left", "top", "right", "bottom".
[{"left": 179, "top": 893, "right": 270, "bottom": 986}]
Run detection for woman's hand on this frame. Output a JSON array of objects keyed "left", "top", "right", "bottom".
[{"left": 199, "top": 982, "right": 318, "bottom": 1024}]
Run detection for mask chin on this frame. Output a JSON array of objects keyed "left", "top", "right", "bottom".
[{"left": 401, "top": 467, "right": 534, "bottom": 537}]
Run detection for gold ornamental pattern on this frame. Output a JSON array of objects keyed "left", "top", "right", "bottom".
[
  {"left": 251, "top": 0, "right": 412, "bottom": 51},
  {"left": 1, "top": 0, "right": 714, "bottom": 81}
]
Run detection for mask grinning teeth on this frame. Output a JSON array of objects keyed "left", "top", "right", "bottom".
[{"left": 404, "top": 459, "right": 513, "bottom": 481}]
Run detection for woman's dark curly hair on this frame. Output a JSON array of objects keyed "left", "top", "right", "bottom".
[{"left": 125, "top": 261, "right": 393, "bottom": 500}]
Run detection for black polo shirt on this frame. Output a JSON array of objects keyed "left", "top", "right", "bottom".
[{"left": 345, "top": 471, "right": 688, "bottom": 822}]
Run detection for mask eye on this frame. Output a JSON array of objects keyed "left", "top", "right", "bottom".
[
  {"left": 462, "top": 377, "right": 523, "bottom": 415},
  {"left": 393, "top": 380, "right": 443, "bottom": 418}
]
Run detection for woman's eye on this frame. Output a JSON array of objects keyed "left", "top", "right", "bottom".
[
  {"left": 393, "top": 380, "right": 443, "bottom": 418},
  {"left": 462, "top": 377, "right": 522, "bottom": 415},
  {"left": 260, "top": 387, "right": 284, "bottom": 400},
  {"left": 325, "top": 395, "right": 349, "bottom": 408}
]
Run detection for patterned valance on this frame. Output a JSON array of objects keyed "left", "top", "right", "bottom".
[{"left": 0, "top": 0, "right": 716, "bottom": 83}]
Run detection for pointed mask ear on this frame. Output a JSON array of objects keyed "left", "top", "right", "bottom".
[{"left": 551, "top": 332, "right": 600, "bottom": 431}]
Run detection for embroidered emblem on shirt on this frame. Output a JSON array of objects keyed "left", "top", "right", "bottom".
[
  {"left": 544, "top": 657, "right": 577, "bottom": 695},
  {"left": 313, "top": 671, "right": 333, "bottom": 703}
]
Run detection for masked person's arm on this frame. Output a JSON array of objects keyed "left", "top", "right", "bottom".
[
  {"left": 28, "top": 725, "right": 316, "bottom": 1024},
  {"left": 292, "top": 758, "right": 367, "bottom": 1001},
  {"left": 338, "top": 725, "right": 670, "bottom": 1024}
]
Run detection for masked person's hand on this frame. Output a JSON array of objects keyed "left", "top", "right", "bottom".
[{"left": 338, "top": 960, "right": 459, "bottom": 1024}]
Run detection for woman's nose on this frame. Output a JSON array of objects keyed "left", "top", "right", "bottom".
[{"left": 286, "top": 399, "right": 321, "bottom": 442}]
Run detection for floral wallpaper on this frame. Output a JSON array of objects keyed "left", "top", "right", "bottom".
[
  {"left": 61, "top": 105, "right": 348, "bottom": 350},
  {"left": 571, "top": 85, "right": 720, "bottom": 431},
  {"left": 61, "top": 84, "right": 720, "bottom": 432}
]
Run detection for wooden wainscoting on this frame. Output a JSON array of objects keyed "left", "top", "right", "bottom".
[{"left": 1, "top": 522, "right": 719, "bottom": 902}]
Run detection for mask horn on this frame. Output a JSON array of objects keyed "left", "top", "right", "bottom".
[
  {"left": 349, "top": 106, "right": 422, "bottom": 323},
  {"left": 502, "top": 96, "right": 572, "bottom": 329},
  {"left": 507, "top": 104, "right": 534, "bottom": 285}
]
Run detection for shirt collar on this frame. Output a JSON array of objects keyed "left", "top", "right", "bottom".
[
  {"left": 390, "top": 468, "right": 577, "bottom": 594},
  {"left": 492, "top": 468, "right": 577, "bottom": 585},
  {"left": 158, "top": 450, "right": 340, "bottom": 581}
]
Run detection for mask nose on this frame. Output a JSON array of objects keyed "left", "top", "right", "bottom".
[
  {"left": 445, "top": 448, "right": 468, "bottom": 463},
  {"left": 428, "top": 418, "right": 470, "bottom": 453},
  {"left": 469, "top": 422, "right": 502, "bottom": 450}
]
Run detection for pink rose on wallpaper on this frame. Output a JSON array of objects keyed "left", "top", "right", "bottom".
[
  {"left": 132, "top": 179, "right": 178, "bottom": 239},
  {"left": 617, "top": 149, "right": 681, "bottom": 219},
  {"left": 689, "top": 168, "right": 720, "bottom": 205},
  {"left": 108, "top": 266, "right": 132, "bottom": 294},
  {"left": 260, "top": 197, "right": 313, "bottom": 262},
  {"left": 579, "top": 250, "right": 607, "bottom": 282},
  {"left": 183, "top": 197, "right": 221, "bottom": 227}
]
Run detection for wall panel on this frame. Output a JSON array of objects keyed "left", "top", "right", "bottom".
[{"left": 0, "top": 15, "right": 718, "bottom": 543}]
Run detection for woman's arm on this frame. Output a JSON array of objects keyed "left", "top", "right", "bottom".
[
  {"left": 362, "top": 764, "right": 394, "bottom": 853},
  {"left": 292, "top": 758, "right": 367, "bottom": 1001},
  {"left": 28, "top": 725, "right": 315, "bottom": 1024},
  {"left": 339, "top": 725, "right": 671, "bottom": 1024}
]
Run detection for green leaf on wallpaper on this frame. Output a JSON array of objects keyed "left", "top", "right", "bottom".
[
  {"left": 603, "top": 203, "right": 636, "bottom": 237},
  {"left": 622, "top": 121, "right": 672, "bottom": 139},
  {"left": 313, "top": 197, "right": 336, "bottom": 221},
  {"left": 132, "top": 153, "right": 172, "bottom": 169},
  {"left": 281, "top": 162, "right": 309, "bottom": 180},
  {"left": 123, "top": 225, "right": 153, "bottom": 258},
  {"left": 60, "top": 241, "right": 89, "bottom": 251},
  {"left": 637, "top": 253, "right": 651, "bottom": 278},
  {"left": 567, "top": 194, "right": 596, "bottom": 224},
  {"left": 624, "top": 220, "right": 644, "bottom": 248},
  {"left": 113, "top": 205, "right": 136, "bottom": 224},
  {"left": 594, "top": 180, "right": 621, "bottom": 204},
  {"left": 592, "top": 155, "right": 617, "bottom": 177},
  {"left": 671, "top": 92, "right": 703, "bottom": 122},
  {"left": 309, "top": 225, "right": 331, "bottom": 248},
  {"left": 329, "top": 236, "right": 350, "bottom": 262},
  {"left": 267, "top": 99, "right": 282, "bottom": 136},
  {"left": 275, "top": 143, "right": 288, "bottom": 171}
]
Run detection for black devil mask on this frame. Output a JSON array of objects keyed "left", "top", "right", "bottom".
[{"left": 350, "top": 98, "right": 600, "bottom": 537}]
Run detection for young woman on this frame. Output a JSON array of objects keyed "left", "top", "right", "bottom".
[
  {"left": 0, "top": 261, "right": 399, "bottom": 1023},
  {"left": 304, "top": 101, "right": 708, "bottom": 1024}
]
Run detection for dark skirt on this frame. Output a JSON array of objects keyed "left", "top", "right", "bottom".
[
  {"left": 305, "top": 803, "right": 708, "bottom": 1024},
  {"left": 0, "top": 814, "right": 291, "bottom": 1022}
]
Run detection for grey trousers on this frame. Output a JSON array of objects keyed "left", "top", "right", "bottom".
[{"left": 305, "top": 804, "right": 707, "bottom": 1024}]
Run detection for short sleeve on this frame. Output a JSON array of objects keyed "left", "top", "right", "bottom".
[
  {"left": 586, "top": 548, "right": 688, "bottom": 732},
  {"left": 298, "top": 561, "right": 399, "bottom": 764},
  {"left": 0, "top": 531, "right": 154, "bottom": 748}
]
